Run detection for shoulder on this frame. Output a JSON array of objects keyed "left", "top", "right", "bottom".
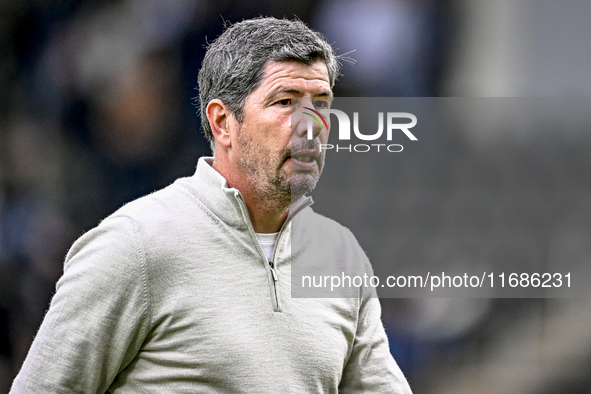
[
  {"left": 101, "top": 175, "right": 215, "bottom": 244},
  {"left": 63, "top": 214, "right": 145, "bottom": 287},
  {"left": 64, "top": 175, "right": 206, "bottom": 275},
  {"left": 294, "top": 206, "right": 362, "bottom": 251},
  {"left": 109, "top": 176, "right": 197, "bottom": 226}
]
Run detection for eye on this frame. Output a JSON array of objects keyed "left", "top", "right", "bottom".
[
  {"left": 313, "top": 99, "right": 329, "bottom": 109},
  {"left": 276, "top": 98, "right": 291, "bottom": 106}
]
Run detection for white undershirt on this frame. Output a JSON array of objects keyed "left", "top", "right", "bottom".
[{"left": 255, "top": 232, "right": 279, "bottom": 262}]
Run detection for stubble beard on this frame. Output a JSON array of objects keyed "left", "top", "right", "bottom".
[{"left": 237, "top": 128, "right": 325, "bottom": 211}]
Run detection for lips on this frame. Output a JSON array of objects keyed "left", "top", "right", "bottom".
[{"left": 289, "top": 149, "right": 320, "bottom": 170}]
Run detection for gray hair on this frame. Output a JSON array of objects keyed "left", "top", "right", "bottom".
[{"left": 197, "top": 17, "right": 341, "bottom": 150}]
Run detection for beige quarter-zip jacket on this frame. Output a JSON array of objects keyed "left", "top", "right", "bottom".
[{"left": 11, "top": 157, "right": 412, "bottom": 394}]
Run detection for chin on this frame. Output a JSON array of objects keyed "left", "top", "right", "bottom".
[{"left": 289, "top": 173, "right": 320, "bottom": 196}]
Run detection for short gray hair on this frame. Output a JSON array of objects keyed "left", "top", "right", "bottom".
[{"left": 197, "top": 17, "right": 341, "bottom": 149}]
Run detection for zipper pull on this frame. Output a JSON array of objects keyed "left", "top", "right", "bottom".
[{"left": 269, "top": 261, "right": 278, "bottom": 282}]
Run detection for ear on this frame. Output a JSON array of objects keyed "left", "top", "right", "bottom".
[{"left": 207, "top": 99, "right": 233, "bottom": 150}]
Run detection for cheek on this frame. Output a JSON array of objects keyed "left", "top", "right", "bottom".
[{"left": 244, "top": 113, "right": 292, "bottom": 154}]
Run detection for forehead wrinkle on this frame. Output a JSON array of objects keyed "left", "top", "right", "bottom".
[
  {"left": 263, "top": 60, "right": 329, "bottom": 84},
  {"left": 262, "top": 76, "right": 331, "bottom": 103}
]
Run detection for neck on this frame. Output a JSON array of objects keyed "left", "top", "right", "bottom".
[
  {"left": 212, "top": 157, "right": 292, "bottom": 233},
  {"left": 242, "top": 188, "right": 291, "bottom": 233}
]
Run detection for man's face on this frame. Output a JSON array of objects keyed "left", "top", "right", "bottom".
[{"left": 231, "top": 60, "right": 332, "bottom": 200}]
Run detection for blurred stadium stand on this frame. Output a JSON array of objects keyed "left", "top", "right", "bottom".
[{"left": 1, "top": 0, "right": 590, "bottom": 393}]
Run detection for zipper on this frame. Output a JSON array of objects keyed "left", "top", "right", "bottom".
[
  {"left": 269, "top": 261, "right": 278, "bottom": 282},
  {"left": 234, "top": 192, "right": 313, "bottom": 313},
  {"left": 268, "top": 260, "right": 279, "bottom": 310},
  {"left": 266, "top": 198, "right": 312, "bottom": 312}
]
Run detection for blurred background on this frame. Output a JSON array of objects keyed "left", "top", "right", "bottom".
[{"left": 1, "top": 0, "right": 591, "bottom": 393}]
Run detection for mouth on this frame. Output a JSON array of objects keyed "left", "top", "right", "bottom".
[{"left": 288, "top": 150, "right": 321, "bottom": 170}]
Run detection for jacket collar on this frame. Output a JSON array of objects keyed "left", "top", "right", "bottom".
[{"left": 183, "top": 157, "right": 313, "bottom": 230}]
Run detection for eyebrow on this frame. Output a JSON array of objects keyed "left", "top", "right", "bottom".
[{"left": 267, "top": 87, "right": 333, "bottom": 101}]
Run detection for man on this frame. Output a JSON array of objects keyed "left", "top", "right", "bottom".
[{"left": 11, "top": 17, "right": 412, "bottom": 393}]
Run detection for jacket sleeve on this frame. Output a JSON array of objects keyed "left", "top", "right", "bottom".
[
  {"left": 10, "top": 215, "right": 151, "bottom": 393},
  {"left": 339, "top": 295, "right": 413, "bottom": 393}
]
